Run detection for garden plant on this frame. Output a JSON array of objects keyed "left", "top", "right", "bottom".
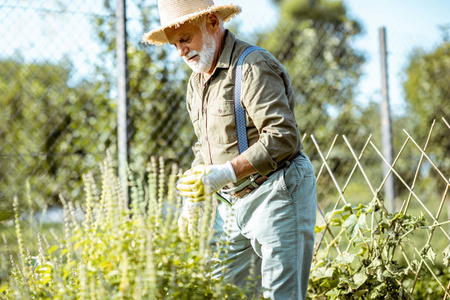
[
  {"left": 1, "top": 122, "right": 450, "bottom": 299},
  {"left": 1, "top": 155, "right": 257, "bottom": 299}
]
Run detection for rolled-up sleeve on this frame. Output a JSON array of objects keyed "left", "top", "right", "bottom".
[{"left": 240, "top": 59, "right": 301, "bottom": 176}]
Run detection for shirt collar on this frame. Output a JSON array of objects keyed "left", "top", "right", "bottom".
[{"left": 215, "top": 29, "right": 235, "bottom": 70}]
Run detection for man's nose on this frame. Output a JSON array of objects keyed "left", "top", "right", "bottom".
[{"left": 177, "top": 45, "right": 189, "bottom": 57}]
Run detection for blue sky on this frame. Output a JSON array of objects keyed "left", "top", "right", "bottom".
[{"left": 217, "top": 0, "right": 450, "bottom": 115}]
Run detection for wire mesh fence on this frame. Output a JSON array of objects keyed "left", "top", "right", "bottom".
[
  {"left": 0, "top": 0, "right": 117, "bottom": 208},
  {"left": 0, "top": 0, "right": 449, "bottom": 296}
]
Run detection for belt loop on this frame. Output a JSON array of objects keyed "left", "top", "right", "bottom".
[
  {"left": 250, "top": 181, "right": 259, "bottom": 188},
  {"left": 249, "top": 174, "right": 260, "bottom": 188}
]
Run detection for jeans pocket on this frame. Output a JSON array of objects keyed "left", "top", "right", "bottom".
[
  {"left": 281, "top": 156, "right": 316, "bottom": 199},
  {"left": 279, "top": 164, "right": 300, "bottom": 202}
]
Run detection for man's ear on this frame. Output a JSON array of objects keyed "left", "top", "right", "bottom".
[{"left": 206, "top": 13, "right": 220, "bottom": 34}]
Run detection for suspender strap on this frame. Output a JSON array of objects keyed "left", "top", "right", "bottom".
[{"left": 234, "top": 46, "right": 264, "bottom": 154}]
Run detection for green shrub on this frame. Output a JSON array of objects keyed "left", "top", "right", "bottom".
[
  {"left": 0, "top": 155, "right": 253, "bottom": 299},
  {"left": 308, "top": 192, "right": 450, "bottom": 299}
]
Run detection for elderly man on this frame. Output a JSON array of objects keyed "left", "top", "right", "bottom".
[{"left": 143, "top": 1, "right": 317, "bottom": 299}]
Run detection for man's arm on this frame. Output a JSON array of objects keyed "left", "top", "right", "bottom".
[
  {"left": 230, "top": 155, "right": 256, "bottom": 181},
  {"left": 240, "top": 57, "right": 301, "bottom": 176}
]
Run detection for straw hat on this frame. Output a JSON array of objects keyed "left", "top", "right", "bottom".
[{"left": 142, "top": 0, "right": 241, "bottom": 45}]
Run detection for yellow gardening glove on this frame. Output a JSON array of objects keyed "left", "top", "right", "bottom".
[
  {"left": 176, "top": 165, "right": 211, "bottom": 200},
  {"left": 176, "top": 162, "right": 237, "bottom": 201}
]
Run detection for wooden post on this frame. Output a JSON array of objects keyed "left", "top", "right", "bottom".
[
  {"left": 379, "top": 27, "right": 395, "bottom": 212},
  {"left": 116, "top": 0, "right": 130, "bottom": 207}
]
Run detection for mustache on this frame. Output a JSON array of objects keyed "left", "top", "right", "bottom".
[{"left": 183, "top": 50, "right": 199, "bottom": 61}]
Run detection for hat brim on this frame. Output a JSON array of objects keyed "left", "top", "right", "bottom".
[{"left": 141, "top": 4, "right": 241, "bottom": 45}]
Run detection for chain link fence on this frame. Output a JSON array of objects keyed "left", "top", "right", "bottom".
[
  {"left": 1, "top": 0, "right": 448, "bottom": 295},
  {"left": 0, "top": 0, "right": 116, "bottom": 207}
]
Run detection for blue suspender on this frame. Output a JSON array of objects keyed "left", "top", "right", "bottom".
[{"left": 234, "top": 46, "right": 264, "bottom": 154}]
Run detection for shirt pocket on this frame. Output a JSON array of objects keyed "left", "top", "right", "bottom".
[{"left": 208, "top": 100, "right": 237, "bottom": 145}]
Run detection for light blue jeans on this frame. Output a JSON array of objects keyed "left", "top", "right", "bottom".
[{"left": 211, "top": 153, "right": 317, "bottom": 300}]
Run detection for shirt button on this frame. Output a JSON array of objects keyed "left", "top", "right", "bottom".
[
  {"left": 202, "top": 108, "right": 207, "bottom": 113},
  {"left": 218, "top": 109, "right": 222, "bottom": 113},
  {"left": 204, "top": 136, "right": 208, "bottom": 141}
]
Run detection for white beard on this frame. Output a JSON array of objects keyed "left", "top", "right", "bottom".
[{"left": 183, "top": 30, "right": 216, "bottom": 74}]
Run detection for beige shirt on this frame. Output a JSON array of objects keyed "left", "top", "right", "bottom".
[{"left": 186, "top": 30, "right": 303, "bottom": 185}]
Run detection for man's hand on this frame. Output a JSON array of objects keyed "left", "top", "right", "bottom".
[
  {"left": 176, "top": 165, "right": 209, "bottom": 200},
  {"left": 177, "top": 161, "right": 236, "bottom": 200}
]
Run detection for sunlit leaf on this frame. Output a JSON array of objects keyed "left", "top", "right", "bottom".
[
  {"left": 353, "top": 272, "right": 368, "bottom": 289},
  {"left": 443, "top": 244, "right": 450, "bottom": 267},
  {"left": 335, "top": 252, "right": 356, "bottom": 265}
]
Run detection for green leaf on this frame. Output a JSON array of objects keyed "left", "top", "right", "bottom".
[
  {"left": 353, "top": 271, "right": 369, "bottom": 289},
  {"left": 367, "top": 258, "right": 382, "bottom": 274},
  {"left": 339, "top": 276, "right": 360, "bottom": 294},
  {"left": 315, "top": 224, "right": 326, "bottom": 233},
  {"left": 325, "top": 288, "right": 340, "bottom": 300},
  {"left": 357, "top": 245, "right": 369, "bottom": 256},
  {"left": 344, "top": 213, "right": 366, "bottom": 239},
  {"left": 329, "top": 218, "right": 342, "bottom": 226},
  {"left": 319, "top": 278, "right": 339, "bottom": 291},
  {"left": 335, "top": 253, "right": 356, "bottom": 265},
  {"left": 390, "top": 212, "right": 403, "bottom": 222},
  {"left": 443, "top": 244, "right": 450, "bottom": 267},
  {"left": 370, "top": 283, "right": 386, "bottom": 299},
  {"left": 421, "top": 244, "right": 436, "bottom": 265},
  {"left": 353, "top": 203, "right": 372, "bottom": 216},
  {"left": 311, "top": 266, "right": 334, "bottom": 281},
  {"left": 344, "top": 214, "right": 358, "bottom": 238},
  {"left": 325, "top": 204, "right": 352, "bottom": 221},
  {"left": 411, "top": 260, "right": 421, "bottom": 273},
  {"left": 354, "top": 288, "right": 370, "bottom": 298},
  {"left": 358, "top": 213, "right": 367, "bottom": 231},
  {"left": 427, "top": 247, "right": 436, "bottom": 265}
]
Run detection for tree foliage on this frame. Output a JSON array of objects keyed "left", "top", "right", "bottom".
[
  {"left": 261, "top": 0, "right": 365, "bottom": 139},
  {"left": 0, "top": 58, "right": 115, "bottom": 216},
  {"left": 402, "top": 39, "right": 450, "bottom": 174}
]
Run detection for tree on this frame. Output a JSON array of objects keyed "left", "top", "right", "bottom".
[
  {"left": 402, "top": 36, "right": 450, "bottom": 179},
  {"left": 0, "top": 57, "right": 115, "bottom": 217},
  {"left": 261, "top": 0, "right": 365, "bottom": 139}
]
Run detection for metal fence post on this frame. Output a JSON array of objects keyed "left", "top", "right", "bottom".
[
  {"left": 379, "top": 26, "right": 396, "bottom": 212},
  {"left": 116, "top": 0, "right": 130, "bottom": 207}
]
